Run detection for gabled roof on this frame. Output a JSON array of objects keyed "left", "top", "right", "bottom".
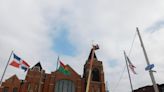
[
  {"left": 8, "top": 75, "right": 19, "bottom": 80},
  {"left": 5, "top": 74, "right": 20, "bottom": 83},
  {"left": 66, "top": 64, "right": 80, "bottom": 77},
  {"left": 32, "top": 62, "right": 42, "bottom": 70},
  {"left": 55, "top": 64, "right": 81, "bottom": 78}
]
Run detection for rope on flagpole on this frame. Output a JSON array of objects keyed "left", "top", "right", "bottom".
[
  {"left": 128, "top": 31, "right": 137, "bottom": 56},
  {"left": 111, "top": 31, "right": 137, "bottom": 92},
  {"left": 112, "top": 65, "right": 126, "bottom": 92}
]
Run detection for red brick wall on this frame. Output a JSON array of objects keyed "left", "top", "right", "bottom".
[
  {"left": 0, "top": 61, "right": 106, "bottom": 92},
  {"left": 0, "top": 75, "right": 20, "bottom": 92}
]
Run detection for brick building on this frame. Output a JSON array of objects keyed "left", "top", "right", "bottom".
[
  {"left": 0, "top": 48, "right": 106, "bottom": 92},
  {"left": 134, "top": 84, "right": 164, "bottom": 92}
]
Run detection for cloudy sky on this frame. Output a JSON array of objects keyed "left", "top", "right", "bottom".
[{"left": 0, "top": 0, "right": 164, "bottom": 92}]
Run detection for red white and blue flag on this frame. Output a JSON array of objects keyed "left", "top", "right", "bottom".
[
  {"left": 10, "top": 53, "right": 30, "bottom": 71},
  {"left": 126, "top": 56, "right": 137, "bottom": 74}
]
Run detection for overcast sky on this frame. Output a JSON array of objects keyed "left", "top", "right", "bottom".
[{"left": 0, "top": 0, "right": 164, "bottom": 92}]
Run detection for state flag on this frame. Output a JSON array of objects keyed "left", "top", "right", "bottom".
[{"left": 58, "top": 61, "right": 70, "bottom": 75}]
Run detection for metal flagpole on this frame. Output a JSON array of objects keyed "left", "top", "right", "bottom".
[
  {"left": 136, "top": 27, "right": 159, "bottom": 92},
  {"left": 85, "top": 48, "right": 95, "bottom": 92},
  {"left": 0, "top": 51, "right": 13, "bottom": 86},
  {"left": 124, "top": 51, "right": 134, "bottom": 92},
  {"left": 85, "top": 45, "right": 99, "bottom": 92},
  {"left": 56, "top": 56, "right": 59, "bottom": 71},
  {"left": 105, "top": 81, "right": 110, "bottom": 92}
]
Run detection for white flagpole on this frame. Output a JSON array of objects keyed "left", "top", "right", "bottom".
[
  {"left": 85, "top": 45, "right": 99, "bottom": 92},
  {"left": 124, "top": 51, "right": 134, "bottom": 92},
  {"left": 85, "top": 48, "right": 95, "bottom": 92},
  {"left": 0, "top": 51, "right": 13, "bottom": 86},
  {"left": 136, "top": 27, "right": 159, "bottom": 92},
  {"left": 56, "top": 56, "right": 59, "bottom": 71}
]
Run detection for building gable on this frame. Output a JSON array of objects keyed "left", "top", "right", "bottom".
[
  {"left": 53, "top": 64, "right": 81, "bottom": 79},
  {"left": 4, "top": 75, "right": 20, "bottom": 85}
]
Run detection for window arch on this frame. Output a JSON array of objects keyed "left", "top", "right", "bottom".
[
  {"left": 92, "top": 68, "right": 100, "bottom": 81},
  {"left": 55, "top": 80, "right": 75, "bottom": 92},
  {"left": 32, "top": 66, "right": 41, "bottom": 71},
  {"left": 3, "top": 87, "right": 9, "bottom": 92},
  {"left": 13, "top": 87, "right": 18, "bottom": 92}
]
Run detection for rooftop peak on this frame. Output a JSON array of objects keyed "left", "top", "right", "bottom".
[
  {"left": 32, "top": 62, "right": 42, "bottom": 70},
  {"left": 88, "top": 44, "right": 99, "bottom": 60}
]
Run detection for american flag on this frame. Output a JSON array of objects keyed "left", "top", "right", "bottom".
[{"left": 126, "top": 56, "right": 137, "bottom": 74}]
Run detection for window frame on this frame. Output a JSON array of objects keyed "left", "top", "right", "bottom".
[{"left": 55, "top": 79, "right": 75, "bottom": 92}]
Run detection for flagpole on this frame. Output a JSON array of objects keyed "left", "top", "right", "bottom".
[
  {"left": 0, "top": 51, "right": 13, "bottom": 86},
  {"left": 124, "top": 51, "right": 134, "bottom": 92},
  {"left": 136, "top": 27, "right": 159, "bottom": 92},
  {"left": 85, "top": 45, "right": 99, "bottom": 92},
  {"left": 85, "top": 48, "right": 95, "bottom": 92},
  {"left": 105, "top": 81, "right": 110, "bottom": 92},
  {"left": 56, "top": 56, "right": 59, "bottom": 71}
]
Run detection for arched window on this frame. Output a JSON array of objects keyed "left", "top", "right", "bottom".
[
  {"left": 13, "top": 87, "right": 18, "bottom": 92},
  {"left": 3, "top": 87, "right": 9, "bottom": 92},
  {"left": 55, "top": 80, "right": 75, "bottom": 92},
  {"left": 32, "top": 66, "right": 41, "bottom": 71},
  {"left": 92, "top": 68, "right": 100, "bottom": 81}
]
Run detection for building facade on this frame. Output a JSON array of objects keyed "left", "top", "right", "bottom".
[
  {"left": 134, "top": 84, "right": 164, "bottom": 92},
  {"left": 0, "top": 48, "right": 106, "bottom": 92}
]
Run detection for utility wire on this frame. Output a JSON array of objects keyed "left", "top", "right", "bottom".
[{"left": 111, "top": 31, "right": 137, "bottom": 92}]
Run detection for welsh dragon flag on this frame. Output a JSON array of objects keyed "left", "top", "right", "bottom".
[{"left": 58, "top": 61, "right": 70, "bottom": 75}]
